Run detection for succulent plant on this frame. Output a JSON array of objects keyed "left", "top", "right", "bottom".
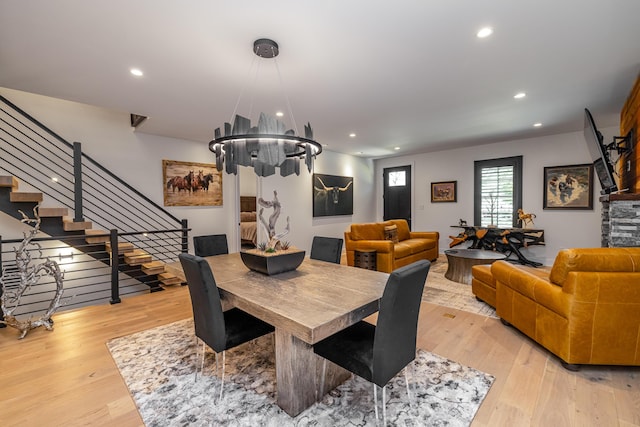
[
  {"left": 265, "top": 247, "right": 276, "bottom": 253},
  {"left": 280, "top": 240, "right": 291, "bottom": 250},
  {"left": 257, "top": 242, "right": 267, "bottom": 252}
]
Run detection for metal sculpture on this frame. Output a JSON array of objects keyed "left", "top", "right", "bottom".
[
  {"left": 257, "top": 190, "right": 290, "bottom": 250},
  {"left": 0, "top": 208, "right": 66, "bottom": 339}
]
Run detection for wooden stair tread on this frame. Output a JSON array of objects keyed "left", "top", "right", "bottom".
[
  {"left": 124, "top": 250, "right": 152, "bottom": 265},
  {"left": 63, "top": 219, "right": 92, "bottom": 231},
  {"left": 158, "top": 272, "right": 182, "bottom": 285},
  {"left": 10, "top": 192, "right": 43, "bottom": 203},
  {"left": 0, "top": 176, "right": 19, "bottom": 189},
  {"left": 105, "top": 241, "right": 135, "bottom": 253},
  {"left": 38, "top": 207, "right": 69, "bottom": 217},
  {"left": 85, "top": 229, "right": 110, "bottom": 244},
  {"left": 141, "top": 260, "right": 165, "bottom": 275}
]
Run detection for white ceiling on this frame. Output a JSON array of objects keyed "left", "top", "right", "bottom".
[{"left": 1, "top": 0, "right": 640, "bottom": 159}]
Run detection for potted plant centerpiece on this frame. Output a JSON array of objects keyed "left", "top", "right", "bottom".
[{"left": 240, "top": 190, "right": 305, "bottom": 275}]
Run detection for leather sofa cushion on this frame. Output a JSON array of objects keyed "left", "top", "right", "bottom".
[
  {"left": 394, "top": 242, "right": 413, "bottom": 258},
  {"left": 472, "top": 264, "right": 495, "bottom": 287},
  {"left": 550, "top": 248, "right": 640, "bottom": 286},
  {"left": 351, "top": 223, "right": 385, "bottom": 241}
]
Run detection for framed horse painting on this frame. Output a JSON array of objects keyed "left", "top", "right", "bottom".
[{"left": 162, "top": 160, "right": 223, "bottom": 206}]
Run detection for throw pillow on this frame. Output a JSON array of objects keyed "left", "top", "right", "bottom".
[{"left": 384, "top": 225, "right": 399, "bottom": 243}]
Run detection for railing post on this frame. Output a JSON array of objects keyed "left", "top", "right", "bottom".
[
  {"left": 109, "top": 229, "right": 121, "bottom": 304},
  {"left": 181, "top": 219, "right": 189, "bottom": 253},
  {"left": 73, "top": 141, "right": 84, "bottom": 222},
  {"left": 0, "top": 235, "right": 5, "bottom": 328}
]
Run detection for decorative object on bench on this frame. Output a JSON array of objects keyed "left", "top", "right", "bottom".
[
  {"left": 1, "top": 208, "right": 69, "bottom": 339},
  {"left": 449, "top": 225, "right": 544, "bottom": 267},
  {"left": 345, "top": 219, "right": 439, "bottom": 273},
  {"left": 489, "top": 248, "right": 640, "bottom": 369},
  {"left": 516, "top": 209, "right": 536, "bottom": 228}
]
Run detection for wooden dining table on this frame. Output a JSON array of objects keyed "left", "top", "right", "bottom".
[{"left": 166, "top": 252, "right": 390, "bottom": 417}]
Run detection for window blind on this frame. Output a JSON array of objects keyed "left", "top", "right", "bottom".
[{"left": 480, "top": 165, "right": 514, "bottom": 227}]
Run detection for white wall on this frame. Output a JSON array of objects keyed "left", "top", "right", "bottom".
[
  {"left": 258, "top": 150, "right": 375, "bottom": 253},
  {"left": 375, "top": 127, "right": 619, "bottom": 265},
  {"left": 0, "top": 88, "right": 375, "bottom": 254}
]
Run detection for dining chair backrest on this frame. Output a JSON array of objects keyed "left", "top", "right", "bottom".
[
  {"left": 179, "top": 253, "right": 226, "bottom": 352},
  {"left": 310, "top": 236, "right": 343, "bottom": 264},
  {"left": 193, "top": 234, "right": 229, "bottom": 257},
  {"left": 372, "top": 259, "right": 431, "bottom": 386}
]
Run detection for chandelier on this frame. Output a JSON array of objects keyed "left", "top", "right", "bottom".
[{"left": 209, "top": 39, "right": 322, "bottom": 177}]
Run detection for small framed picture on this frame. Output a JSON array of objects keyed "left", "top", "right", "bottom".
[
  {"left": 431, "top": 181, "right": 457, "bottom": 203},
  {"left": 543, "top": 163, "right": 593, "bottom": 209}
]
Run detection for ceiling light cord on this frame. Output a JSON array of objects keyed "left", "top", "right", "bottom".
[
  {"left": 228, "top": 52, "right": 259, "bottom": 125},
  {"left": 273, "top": 56, "right": 299, "bottom": 136}
]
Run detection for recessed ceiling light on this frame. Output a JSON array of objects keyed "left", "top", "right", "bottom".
[
  {"left": 276, "top": 111, "right": 284, "bottom": 117},
  {"left": 533, "top": 122, "right": 542, "bottom": 127},
  {"left": 130, "top": 68, "right": 143, "bottom": 77},
  {"left": 51, "top": 177, "right": 58, "bottom": 183},
  {"left": 349, "top": 133, "right": 356, "bottom": 138},
  {"left": 514, "top": 92, "right": 526, "bottom": 99},
  {"left": 477, "top": 27, "right": 493, "bottom": 38},
  {"left": 394, "top": 147, "right": 400, "bottom": 150}
]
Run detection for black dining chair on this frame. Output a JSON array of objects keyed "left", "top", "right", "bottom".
[
  {"left": 310, "top": 236, "right": 343, "bottom": 264},
  {"left": 178, "top": 253, "right": 274, "bottom": 402},
  {"left": 313, "top": 260, "right": 431, "bottom": 423},
  {"left": 193, "top": 234, "right": 229, "bottom": 257}
]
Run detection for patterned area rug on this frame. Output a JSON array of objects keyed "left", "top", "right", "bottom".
[
  {"left": 108, "top": 319, "right": 494, "bottom": 426},
  {"left": 424, "top": 256, "right": 497, "bottom": 318}
]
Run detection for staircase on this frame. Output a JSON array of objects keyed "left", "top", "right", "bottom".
[{"left": 0, "top": 175, "right": 182, "bottom": 291}]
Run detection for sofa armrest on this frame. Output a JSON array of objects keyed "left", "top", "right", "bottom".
[{"left": 409, "top": 231, "right": 439, "bottom": 241}]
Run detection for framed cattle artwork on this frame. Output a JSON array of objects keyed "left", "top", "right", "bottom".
[
  {"left": 162, "top": 160, "right": 222, "bottom": 206},
  {"left": 312, "top": 173, "right": 354, "bottom": 217}
]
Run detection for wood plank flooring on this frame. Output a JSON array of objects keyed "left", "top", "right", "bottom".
[{"left": 1, "top": 284, "right": 639, "bottom": 426}]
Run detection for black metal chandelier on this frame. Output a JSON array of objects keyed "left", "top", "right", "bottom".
[{"left": 209, "top": 39, "right": 322, "bottom": 177}]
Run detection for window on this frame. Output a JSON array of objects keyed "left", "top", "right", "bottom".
[
  {"left": 474, "top": 156, "right": 522, "bottom": 227},
  {"left": 388, "top": 170, "right": 406, "bottom": 187}
]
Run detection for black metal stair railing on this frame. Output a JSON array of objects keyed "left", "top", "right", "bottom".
[{"left": 0, "top": 93, "right": 189, "bottom": 315}]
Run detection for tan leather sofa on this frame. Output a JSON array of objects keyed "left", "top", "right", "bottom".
[
  {"left": 486, "top": 248, "right": 640, "bottom": 368},
  {"left": 345, "top": 219, "right": 439, "bottom": 273}
]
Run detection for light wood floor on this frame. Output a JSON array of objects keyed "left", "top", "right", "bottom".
[{"left": 1, "top": 284, "right": 639, "bottom": 426}]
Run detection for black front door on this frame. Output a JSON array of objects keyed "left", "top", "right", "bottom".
[{"left": 383, "top": 165, "right": 412, "bottom": 229}]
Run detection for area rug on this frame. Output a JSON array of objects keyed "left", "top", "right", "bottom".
[
  {"left": 107, "top": 319, "right": 494, "bottom": 426},
  {"left": 424, "top": 256, "right": 497, "bottom": 318}
]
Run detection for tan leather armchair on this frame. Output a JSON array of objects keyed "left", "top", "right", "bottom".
[{"left": 492, "top": 248, "right": 640, "bottom": 368}]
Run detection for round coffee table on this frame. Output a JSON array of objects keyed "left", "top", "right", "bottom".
[{"left": 444, "top": 249, "right": 507, "bottom": 285}]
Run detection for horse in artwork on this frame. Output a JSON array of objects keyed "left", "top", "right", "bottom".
[
  {"left": 166, "top": 170, "right": 193, "bottom": 193},
  {"left": 190, "top": 170, "right": 204, "bottom": 192},
  {"left": 201, "top": 173, "right": 215, "bottom": 191}
]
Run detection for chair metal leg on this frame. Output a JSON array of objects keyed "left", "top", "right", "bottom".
[
  {"left": 405, "top": 365, "right": 414, "bottom": 411},
  {"left": 382, "top": 385, "right": 387, "bottom": 426},
  {"left": 373, "top": 383, "right": 379, "bottom": 420},
  {"left": 319, "top": 359, "right": 327, "bottom": 401},
  {"left": 218, "top": 350, "right": 226, "bottom": 402}
]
